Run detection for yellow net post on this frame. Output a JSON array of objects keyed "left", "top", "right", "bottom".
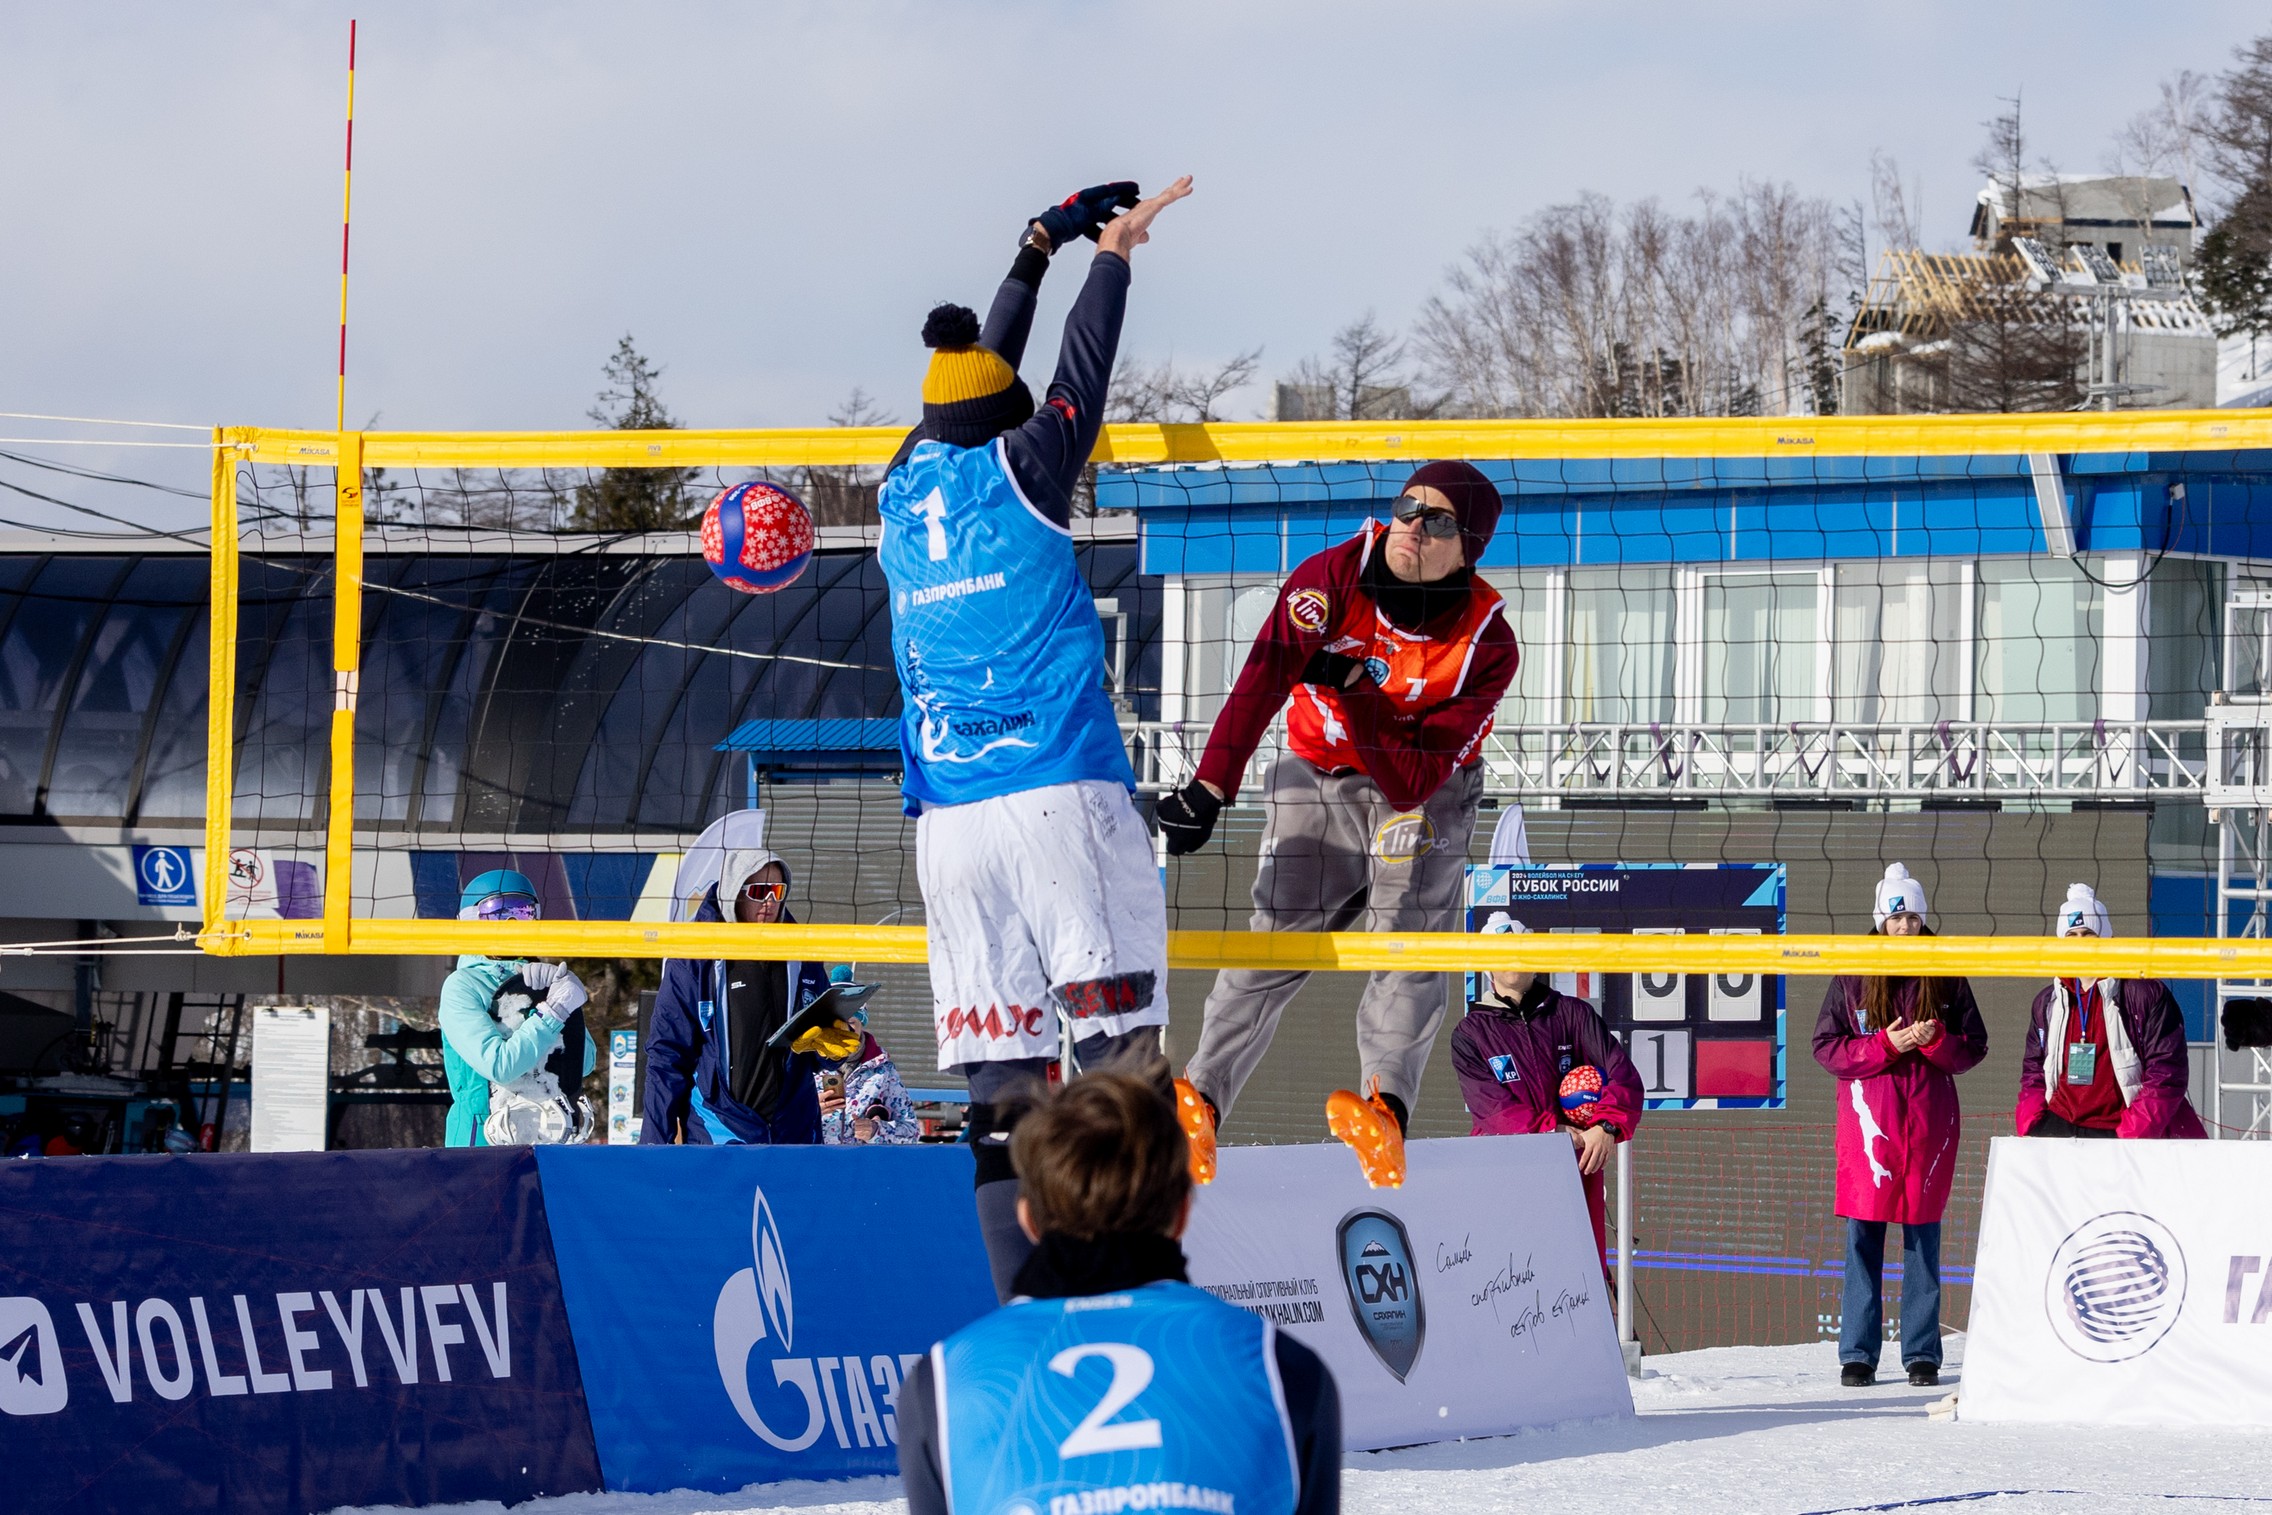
[
  {"left": 323, "top": 433, "right": 365, "bottom": 950},
  {"left": 201, "top": 429, "right": 239, "bottom": 947}
]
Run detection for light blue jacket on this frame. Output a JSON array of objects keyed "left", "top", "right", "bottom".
[{"left": 438, "top": 954, "right": 598, "bottom": 1147}]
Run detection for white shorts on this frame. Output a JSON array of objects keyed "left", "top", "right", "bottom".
[{"left": 916, "top": 779, "right": 1170, "bottom": 1068}]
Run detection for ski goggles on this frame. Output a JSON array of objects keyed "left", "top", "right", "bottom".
[
  {"left": 475, "top": 895, "right": 539, "bottom": 921},
  {"left": 1390, "top": 493, "right": 1463, "bottom": 539},
  {"left": 740, "top": 879, "right": 788, "bottom": 904}
]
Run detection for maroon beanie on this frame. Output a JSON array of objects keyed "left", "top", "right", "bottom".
[{"left": 1402, "top": 460, "right": 1502, "bottom": 564}]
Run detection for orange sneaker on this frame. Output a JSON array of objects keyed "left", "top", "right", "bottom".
[
  {"left": 1173, "top": 1077, "right": 1217, "bottom": 1185},
  {"left": 1325, "top": 1079, "right": 1406, "bottom": 1189}
]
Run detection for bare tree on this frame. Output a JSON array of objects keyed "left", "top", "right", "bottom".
[
  {"left": 1283, "top": 315, "right": 1437, "bottom": 419},
  {"left": 1169, "top": 348, "right": 1262, "bottom": 422},
  {"left": 1870, "top": 151, "right": 1922, "bottom": 254},
  {"left": 1109, "top": 348, "right": 1264, "bottom": 423},
  {"left": 1940, "top": 292, "right": 2088, "bottom": 412},
  {"left": 796, "top": 385, "right": 898, "bottom": 528},
  {"left": 2107, "top": 69, "right": 2211, "bottom": 190},
  {"left": 1414, "top": 183, "right": 1845, "bottom": 418}
]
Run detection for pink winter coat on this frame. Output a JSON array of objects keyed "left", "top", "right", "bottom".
[
  {"left": 2015, "top": 978, "right": 2207, "bottom": 1140},
  {"left": 1813, "top": 976, "right": 1989, "bottom": 1224}
]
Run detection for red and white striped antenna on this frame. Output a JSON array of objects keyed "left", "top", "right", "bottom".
[{"left": 334, "top": 19, "right": 357, "bottom": 432}]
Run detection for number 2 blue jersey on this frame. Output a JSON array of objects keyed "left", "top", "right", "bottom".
[
  {"left": 933, "top": 1281, "right": 1298, "bottom": 1515},
  {"left": 878, "top": 438, "right": 1135, "bottom": 815}
]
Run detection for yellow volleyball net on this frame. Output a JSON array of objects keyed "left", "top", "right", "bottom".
[{"left": 195, "top": 409, "right": 2272, "bottom": 993}]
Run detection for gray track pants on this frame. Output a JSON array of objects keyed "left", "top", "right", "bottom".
[{"left": 1186, "top": 758, "right": 1482, "bottom": 1120}]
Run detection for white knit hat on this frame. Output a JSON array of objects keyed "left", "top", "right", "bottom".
[
  {"left": 1481, "top": 911, "right": 1531, "bottom": 935},
  {"left": 1873, "top": 863, "right": 1928, "bottom": 927},
  {"left": 2055, "top": 882, "right": 2112, "bottom": 938}
]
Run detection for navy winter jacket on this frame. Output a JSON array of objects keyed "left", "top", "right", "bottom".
[{"left": 641, "top": 892, "right": 829, "bottom": 1145}]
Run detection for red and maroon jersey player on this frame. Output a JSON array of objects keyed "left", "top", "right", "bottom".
[{"left": 1193, "top": 518, "right": 1519, "bottom": 812}]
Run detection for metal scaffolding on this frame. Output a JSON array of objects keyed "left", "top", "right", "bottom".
[{"left": 2207, "top": 592, "right": 2272, "bottom": 1140}]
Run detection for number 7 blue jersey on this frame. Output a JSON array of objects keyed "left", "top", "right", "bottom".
[
  {"left": 933, "top": 1281, "right": 1299, "bottom": 1515},
  {"left": 878, "top": 438, "right": 1135, "bottom": 815}
]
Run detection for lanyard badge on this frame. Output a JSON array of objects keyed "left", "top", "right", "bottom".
[{"left": 2064, "top": 985, "right": 2099, "bottom": 1084}]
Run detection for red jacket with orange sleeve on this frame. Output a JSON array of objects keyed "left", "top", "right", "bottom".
[{"left": 1192, "top": 523, "right": 1519, "bottom": 811}]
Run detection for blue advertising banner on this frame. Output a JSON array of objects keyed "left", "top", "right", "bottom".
[
  {"left": 535, "top": 1144, "right": 997, "bottom": 1494},
  {"left": 0, "top": 1149, "right": 602, "bottom": 1514}
]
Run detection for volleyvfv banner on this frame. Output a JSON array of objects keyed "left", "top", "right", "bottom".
[
  {"left": 1181, "top": 1136, "right": 1633, "bottom": 1450},
  {"left": 1962, "top": 1137, "right": 2272, "bottom": 1426}
]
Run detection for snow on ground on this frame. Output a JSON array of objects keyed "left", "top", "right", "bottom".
[{"left": 331, "top": 1337, "right": 2272, "bottom": 1515}]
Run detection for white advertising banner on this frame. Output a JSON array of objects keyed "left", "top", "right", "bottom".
[
  {"left": 1182, "top": 1135, "right": 1633, "bottom": 1450},
  {"left": 249, "top": 1005, "right": 330, "bottom": 1153},
  {"left": 1964, "top": 1137, "right": 2272, "bottom": 1426},
  {"left": 608, "top": 1028, "right": 642, "bottom": 1144}
]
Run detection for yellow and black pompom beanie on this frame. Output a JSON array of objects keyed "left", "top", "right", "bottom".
[{"left": 921, "top": 303, "right": 1034, "bottom": 448}]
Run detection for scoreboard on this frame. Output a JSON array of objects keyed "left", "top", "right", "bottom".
[{"left": 1463, "top": 863, "right": 1788, "bottom": 1111}]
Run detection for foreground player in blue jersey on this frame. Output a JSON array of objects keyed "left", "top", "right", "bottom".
[
  {"left": 898, "top": 1069, "right": 1341, "bottom": 1515},
  {"left": 878, "top": 176, "right": 1192, "bottom": 1299}
]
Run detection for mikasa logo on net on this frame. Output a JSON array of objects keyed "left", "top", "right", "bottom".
[{"left": 713, "top": 1183, "right": 924, "bottom": 1454}]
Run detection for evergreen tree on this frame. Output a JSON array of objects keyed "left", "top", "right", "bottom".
[
  {"left": 571, "top": 335, "right": 698, "bottom": 532},
  {"left": 2198, "top": 38, "right": 2272, "bottom": 340}
]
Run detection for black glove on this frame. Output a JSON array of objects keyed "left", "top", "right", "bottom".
[
  {"left": 1300, "top": 648, "right": 1368, "bottom": 689},
  {"left": 1155, "top": 781, "right": 1224, "bottom": 856},
  {"left": 1033, "top": 182, "right": 1140, "bottom": 251}
]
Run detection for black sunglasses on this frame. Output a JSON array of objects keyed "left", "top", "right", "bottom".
[{"left": 1391, "top": 494, "right": 1463, "bottom": 540}]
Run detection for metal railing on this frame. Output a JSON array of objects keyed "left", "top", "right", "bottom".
[{"left": 1132, "top": 719, "right": 2209, "bottom": 802}]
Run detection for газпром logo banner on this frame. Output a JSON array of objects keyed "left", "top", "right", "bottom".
[
  {"left": 533, "top": 1144, "right": 997, "bottom": 1494},
  {"left": 1964, "top": 1138, "right": 2272, "bottom": 1425},
  {"left": 2043, "top": 1210, "right": 2187, "bottom": 1364}
]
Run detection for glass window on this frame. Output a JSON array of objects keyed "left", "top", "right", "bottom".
[
  {"left": 0, "top": 558, "right": 128, "bottom": 816},
  {"left": 2147, "top": 558, "right": 2221, "bottom": 721},
  {"left": 1177, "top": 578, "right": 1279, "bottom": 726},
  {"left": 1833, "top": 562, "right": 1965, "bottom": 724},
  {"left": 1565, "top": 566, "right": 1673, "bottom": 724},
  {"left": 1478, "top": 569, "right": 1554, "bottom": 727},
  {"left": 47, "top": 560, "right": 199, "bottom": 819},
  {"left": 1704, "top": 573, "right": 1819, "bottom": 724},
  {"left": 136, "top": 620, "right": 209, "bottom": 822},
  {"left": 1976, "top": 558, "right": 2102, "bottom": 723}
]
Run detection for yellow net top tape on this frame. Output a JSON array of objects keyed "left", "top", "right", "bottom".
[
  {"left": 200, "top": 918, "right": 2272, "bottom": 978},
  {"left": 221, "top": 409, "right": 2272, "bottom": 472}
]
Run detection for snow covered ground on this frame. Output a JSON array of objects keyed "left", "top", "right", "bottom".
[{"left": 331, "top": 1337, "right": 2272, "bottom": 1515}]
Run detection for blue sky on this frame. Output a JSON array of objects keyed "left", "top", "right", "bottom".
[{"left": 0, "top": 2, "right": 2263, "bottom": 524}]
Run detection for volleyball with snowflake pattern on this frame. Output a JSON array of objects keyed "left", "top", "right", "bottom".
[
  {"left": 1558, "top": 1064, "right": 1606, "bottom": 1124},
  {"left": 702, "top": 481, "right": 813, "bottom": 593}
]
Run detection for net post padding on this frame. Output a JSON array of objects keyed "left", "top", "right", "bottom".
[
  {"left": 323, "top": 432, "right": 365, "bottom": 950},
  {"left": 199, "top": 427, "right": 240, "bottom": 950}
]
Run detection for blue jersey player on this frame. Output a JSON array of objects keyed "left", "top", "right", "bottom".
[
  {"left": 878, "top": 177, "right": 1192, "bottom": 1300},
  {"left": 898, "top": 1069, "right": 1340, "bottom": 1515}
]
